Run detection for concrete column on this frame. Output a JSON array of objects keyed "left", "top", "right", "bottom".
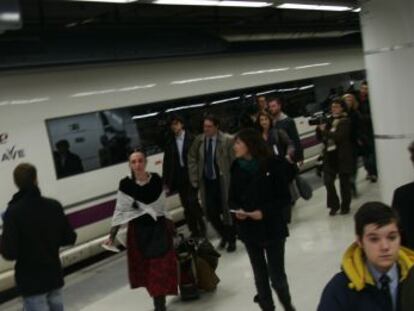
[{"left": 359, "top": 0, "right": 414, "bottom": 203}]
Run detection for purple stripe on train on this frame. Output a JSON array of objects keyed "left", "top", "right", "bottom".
[
  {"left": 301, "top": 135, "right": 320, "bottom": 149},
  {"left": 67, "top": 200, "right": 116, "bottom": 230}
]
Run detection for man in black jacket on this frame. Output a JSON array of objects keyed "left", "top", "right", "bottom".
[
  {"left": 357, "top": 81, "right": 378, "bottom": 182},
  {"left": 267, "top": 97, "right": 304, "bottom": 164},
  {"left": 1, "top": 163, "right": 77, "bottom": 311},
  {"left": 392, "top": 141, "right": 414, "bottom": 249},
  {"left": 163, "top": 115, "right": 206, "bottom": 238},
  {"left": 268, "top": 97, "right": 304, "bottom": 222}
]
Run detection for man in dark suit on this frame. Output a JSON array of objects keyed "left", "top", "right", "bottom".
[
  {"left": 188, "top": 114, "right": 236, "bottom": 252},
  {"left": 53, "top": 139, "right": 84, "bottom": 178},
  {"left": 163, "top": 115, "right": 206, "bottom": 238},
  {"left": 392, "top": 141, "right": 414, "bottom": 249}
]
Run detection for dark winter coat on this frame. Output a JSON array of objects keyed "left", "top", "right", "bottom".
[
  {"left": 274, "top": 114, "right": 304, "bottom": 162},
  {"left": 0, "top": 187, "right": 77, "bottom": 296},
  {"left": 347, "top": 109, "right": 364, "bottom": 154},
  {"left": 392, "top": 182, "right": 414, "bottom": 250},
  {"left": 318, "top": 243, "right": 414, "bottom": 311},
  {"left": 228, "top": 157, "right": 291, "bottom": 244},
  {"left": 162, "top": 131, "right": 194, "bottom": 192},
  {"left": 265, "top": 128, "right": 294, "bottom": 160},
  {"left": 316, "top": 115, "right": 354, "bottom": 174}
]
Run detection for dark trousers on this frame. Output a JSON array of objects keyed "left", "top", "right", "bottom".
[
  {"left": 363, "top": 151, "right": 378, "bottom": 177},
  {"left": 362, "top": 140, "right": 378, "bottom": 176},
  {"left": 245, "top": 239, "right": 293, "bottom": 311},
  {"left": 324, "top": 170, "right": 352, "bottom": 212},
  {"left": 351, "top": 149, "right": 359, "bottom": 195},
  {"left": 177, "top": 168, "right": 206, "bottom": 237},
  {"left": 204, "top": 178, "right": 235, "bottom": 243}
]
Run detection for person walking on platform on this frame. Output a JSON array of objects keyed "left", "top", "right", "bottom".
[
  {"left": 257, "top": 111, "right": 297, "bottom": 223},
  {"left": 239, "top": 95, "right": 268, "bottom": 129},
  {"left": 229, "top": 129, "right": 295, "bottom": 311},
  {"left": 267, "top": 98, "right": 303, "bottom": 221},
  {"left": 392, "top": 141, "right": 414, "bottom": 250},
  {"left": 318, "top": 202, "right": 414, "bottom": 311},
  {"left": 163, "top": 114, "right": 206, "bottom": 238},
  {"left": 343, "top": 93, "right": 363, "bottom": 197},
  {"left": 257, "top": 111, "right": 295, "bottom": 162},
  {"left": 357, "top": 81, "right": 378, "bottom": 182},
  {"left": 267, "top": 97, "right": 304, "bottom": 165},
  {"left": 1, "top": 163, "right": 77, "bottom": 311},
  {"left": 188, "top": 114, "right": 236, "bottom": 252},
  {"left": 104, "top": 149, "right": 177, "bottom": 311},
  {"left": 317, "top": 99, "right": 353, "bottom": 216}
]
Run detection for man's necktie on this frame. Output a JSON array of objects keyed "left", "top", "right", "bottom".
[
  {"left": 205, "top": 138, "right": 215, "bottom": 180},
  {"left": 379, "top": 274, "right": 393, "bottom": 311}
]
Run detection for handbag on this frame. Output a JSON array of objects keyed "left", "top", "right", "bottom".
[
  {"left": 133, "top": 215, "right": 170, "bottom": 259},
  {"left": 295, "top": 175, "right": 313, "bottom": 201}
]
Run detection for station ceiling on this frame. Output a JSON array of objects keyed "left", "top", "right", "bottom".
[{"left": 0, "top": 0, "right": 362, "bottom": 68}]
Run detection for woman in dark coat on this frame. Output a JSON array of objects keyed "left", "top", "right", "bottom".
[
  {"left": 104, "top": 149, "right": 177, "bottom": 311},
  {"left": 342, "top": 93, "right": 363, "bottom": 197},
  {"left": 256, "top": 111, "right": 295, "bottom": 161},
  {"left": 229, "top": 128, "right": 295, "bottom": 311},
  {"left": 257, "top": 111, "right": 298, "bottom": 223},
  {"left": 317, "top": 98, "right": 354, "bottom": 216}
]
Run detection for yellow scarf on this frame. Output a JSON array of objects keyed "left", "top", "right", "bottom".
[{"left": 341, "top": 242, "right": 414, "bottom": 291}]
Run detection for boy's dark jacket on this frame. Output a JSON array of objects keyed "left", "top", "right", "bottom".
[{"left": 318, "top": 243, "right": 414, "bottom": 311}]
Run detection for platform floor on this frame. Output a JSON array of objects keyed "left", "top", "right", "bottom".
[{"left": 2, "top": 171, "right": 380, "bottom": 311}]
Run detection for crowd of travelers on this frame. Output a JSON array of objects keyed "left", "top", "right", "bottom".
[{"left": 1, "top": 81, "right": 414, "bottom": 311}]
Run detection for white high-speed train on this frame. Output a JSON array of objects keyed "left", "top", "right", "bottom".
[{"left": 0, "top": 46, "right": 365, "bottom": 292}]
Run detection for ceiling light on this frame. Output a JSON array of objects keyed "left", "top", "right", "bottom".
[
  {"left": 153, "top": 0, "right": 272, "bottom": 8},
  {"left": 211, "top": 96, "right": 240, "bottom": 105},
  {"left": 71, "top": 84, "right": 156, "bottom": 97},
  {"left": 68, "top": 0, "right": 138, "bottom": 3},
  {"left": 132, "top": 112, "right": 159, "bottom": 120},
  {"left": 171, "top": 74, "right": 233, "bottom": 85},
  {"left": 217, "top": 1, "right": 272, "bottom": 7},
  {"left": 165, "top": 103, "right": 206, "bottom": 113},
  {"left": 256, "top": 89, "right": 277, "bottom": 96},
  {"left": 294, "top": 62, "right": 331, "bottom": 70},
  {"left": 299, "top": 84, "right": 315, "bottom": 90},
  {"left": 0, "top": 97, "right": 50, "bottom": 106},
  {"left": 352, "top": 7, "right": 361, "bottom": 13},
  {"left": 118, "top": 84, "right": 157, "bottom": 92},
  {"left": 0, "top": 13, "right": 21, "bottom": 23},
  {"left": 278, "top": 87, "right": 298, "bottom": 92},
  {"left": 241, "top": 67, "right": 290, "bottom": 76},
  {"left": 277, "top": 3, "right": 353, "bottom": 12}
]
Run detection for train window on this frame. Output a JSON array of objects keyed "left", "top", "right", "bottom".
[
  {"left": 46, "top": 109, "right": 140, "bottom": 179},
  {"left": 46, "top": 70, "right": 365, "bottom": 179}
]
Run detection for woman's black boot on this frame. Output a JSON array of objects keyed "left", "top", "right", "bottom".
[{"left": 153, "top": 296, "right": 166, "bottom": 311}]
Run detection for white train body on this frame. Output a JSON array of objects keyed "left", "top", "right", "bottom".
[{"left": 0, "top": 47, "right": 365, "bottom": 292}]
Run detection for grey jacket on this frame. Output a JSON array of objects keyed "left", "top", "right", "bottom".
[{"left": 188, "top": 131, "right": 235, "bottom": 225}]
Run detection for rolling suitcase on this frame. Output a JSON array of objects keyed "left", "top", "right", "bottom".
[{"left": 176, "top": 236, "right": 200, "bottom": 301}]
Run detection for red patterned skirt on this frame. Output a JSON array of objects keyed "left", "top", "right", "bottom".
[{"left": 126, "top": 220, "right": 178, "bottom": 297}]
